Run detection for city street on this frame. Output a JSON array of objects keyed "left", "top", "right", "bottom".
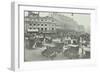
[
  {"left": 24, "top": 47, "right": 68, "bottom": 61},
  {"left": 24, "top": 11, "right": 90, "bottom": 62}
]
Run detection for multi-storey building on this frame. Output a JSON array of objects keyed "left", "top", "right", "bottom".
[{"left": 24, "top": 11, "right": 56, "bottom": 34}]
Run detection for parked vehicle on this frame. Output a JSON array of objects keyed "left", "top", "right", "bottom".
[
  {"left": 63, "top": 45, "right": 79, "bottom": 59},
  {"left": 41, "top": 47, "right": 57, "bottom": 59}
]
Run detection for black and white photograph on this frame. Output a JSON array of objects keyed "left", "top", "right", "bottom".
[{"left": 24, "top": 11, "right": 90, "bottom": 62}]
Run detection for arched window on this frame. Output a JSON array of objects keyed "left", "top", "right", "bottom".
[
  {"left": 52, "top": 28, "right": 54, "bottom": 30},
  {"left": 41, "top": 24, "right": 43, "bottom": 26},
  {"left": 41, "top": 28, "right": 43, "bottom": 31},
  {"left": 45, "top": 28, "right": 47, "bottom": 31},
  {"left": 41, "top": 19, "right": 43, "bottom": 21},
  {"left": 45, "top": 24, "right": 47, "bottom": 26}
]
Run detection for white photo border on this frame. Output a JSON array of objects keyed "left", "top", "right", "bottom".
[{"left": 11, "top": 2, "right": 97, "bottom": 71}]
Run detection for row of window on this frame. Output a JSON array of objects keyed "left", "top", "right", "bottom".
[
  {"left": 40, "top": 19, "right": 54, "bottom": 22},
  {"left": 29, "top": 27, "right": 55, "bottom": 31},
  {"left": 29, "top": 24, "right": 55, "bottom": 26},
  {"left": 29, "top": 24, "right": 46, "bottom": 26},
  {"left": 25, "top": 18, "right": 54, "bottom": 22}
]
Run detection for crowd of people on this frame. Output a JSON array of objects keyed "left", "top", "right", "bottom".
[{"left": 24, "top": 31, "right": 90, "bottom": 59}]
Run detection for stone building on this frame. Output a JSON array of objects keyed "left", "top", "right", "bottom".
[{"left": 24, "top": 11, "right": 56, "bottom": 34}]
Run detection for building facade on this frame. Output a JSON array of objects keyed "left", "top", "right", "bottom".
[{"left": 24, "top": 11, "right": 56, "bottom": 34}]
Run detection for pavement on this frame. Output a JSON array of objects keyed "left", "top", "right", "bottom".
[{"left": 24, "top": 47, "right": 68, "bottom": 62}]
